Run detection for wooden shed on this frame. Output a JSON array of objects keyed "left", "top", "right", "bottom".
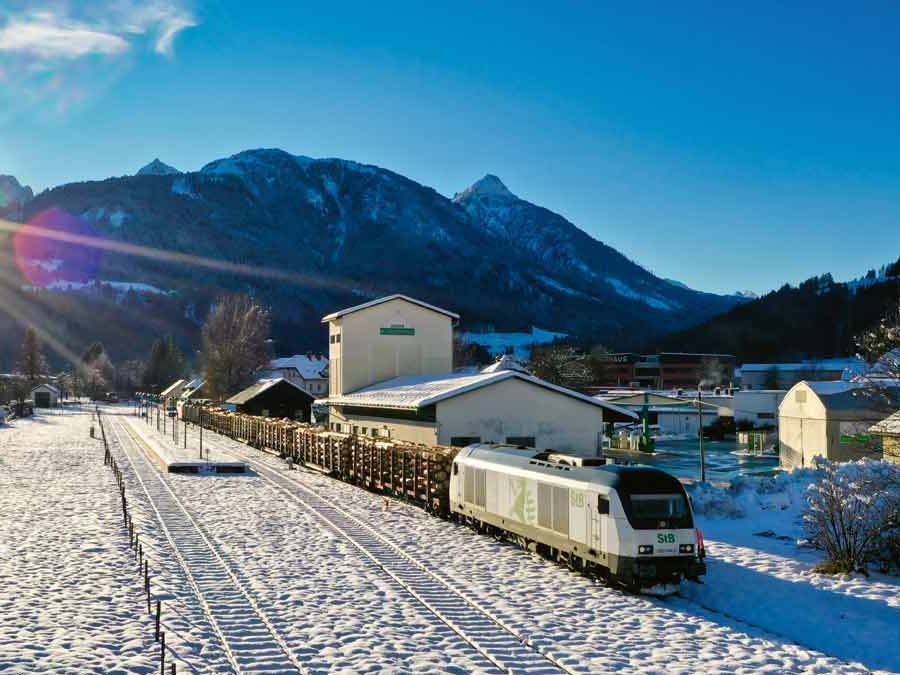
[
  {"left": 30, "top": 383, "right": 60, "bottom": 408},
  {"left": 225, "top": 378, "right": 314, "bottom": 421}
]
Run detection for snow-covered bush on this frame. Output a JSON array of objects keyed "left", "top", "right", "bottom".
[{"left": 803, "top": 459, "right": 900, "bottom": 574}]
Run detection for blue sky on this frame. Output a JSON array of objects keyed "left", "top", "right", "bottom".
[{"left": 1, "top": 1, "right": 899, "bottom": 296}]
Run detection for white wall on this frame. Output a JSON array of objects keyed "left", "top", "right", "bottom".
[
  {"left": 734, "top": 390, "right": 786, "bottom": 424},
  {"left": 435, "top": 377, "right": 605, "bottom": 456},
  {"left": 328, "top": 298, "right": 453, "bottom": 396},
  {"left": 329, "top": 407, "right": 438, "bottom": 446}
]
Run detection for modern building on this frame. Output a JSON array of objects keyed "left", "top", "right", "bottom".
[
  {"left": 225, "top": 378, "right": 314, "bottom": 420},
  {"left": 30, "top": 383, "right": 60, "bottom": 408},
  {"left": 261, "top": 353, "right": 329, "bottom": 396},
  {"left": 778, "top": 380, "right": 896, "bottom": 469},
  {"left": 738, "top": 358, "right": 865, "bottom": 391},
  {"left": 867, "top": 411, "right": 900, "bottom": 464},
  {"left": 733, "top": 389, "right": 787, "bottom": 426},
  {"left": 596, "top": 352, "right": 736, "bottom": 389},
  {"left": 603, "top": 391, "right": 722, "bottom": 437},
  {"left": 318, "top": 294, "right": 636, "bottom": 455}
]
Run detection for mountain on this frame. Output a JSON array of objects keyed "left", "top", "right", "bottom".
[
  {"left": 652, "top": 265, "right": 900, "bottom": 362},
  {"left": 2, "top": 149, "right": 743, "bottom": 368},
  {"left": 0, "top": 175, "right": 33, "bottom": 220},
  {"left": 137, "top": 159, "right": 181, "bottom": 176}
]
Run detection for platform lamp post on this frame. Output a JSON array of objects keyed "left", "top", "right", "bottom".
[{"left": 697, "top": 385, "right": 706, "bottom": 482}]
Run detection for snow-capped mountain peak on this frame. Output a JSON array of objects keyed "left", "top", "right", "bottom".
[
  {"left": 137, "top": 159, "right": 181, "bottom": 176},
  {"left": 0, "top": 174, "right": 34, "bottom": 220},
  {"left": 454, "top": 174, "right": 515, "bottom": 201}
]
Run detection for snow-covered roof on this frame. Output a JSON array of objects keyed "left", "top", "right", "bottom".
[
  {"left": 322, "top": 294, "right": 459, "bottom": 323},
  {"left": 160, "top": 379, "right": 187, "bottom": 397},
  {"left": 868, "top": 410, "right": 900, "bottom": 435},
  {"left": 268, "top": 354, "right": 328, "bottom": 379},
  {"left": 226, "top": 378, "right": 313, "bottom": 405},
  {"left": 480, "top": 354, "right": 530, "bottom": 374},
  {"left": 31, "top": 383, "right": 59, "bottom": 394},
  {"left": 740, "top": 358, "right": 866, "bottom": 373},
  {"left": 318, "top": 370, "right": 637, "bottom": 421},
  {"left": 180, "top": 378, "right": 206, "bottom": 400}
]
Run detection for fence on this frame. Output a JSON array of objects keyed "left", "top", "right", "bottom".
[
  {"left": 181, "top": 404, "right": 459, "bottom": 515},
  {"left": 95, "top": 408, "right": 179, "bottom": 675}
]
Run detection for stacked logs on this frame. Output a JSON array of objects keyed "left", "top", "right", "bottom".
[{"left": 182, "top": 404, "right": 458, "bottom": 515}]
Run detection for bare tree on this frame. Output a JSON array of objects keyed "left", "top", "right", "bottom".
[
  {"left": 853, "top": 301, "right": 900, "bottom": 409},
  {"left": 16, "top": 326, "right": 49, "bottom": 384},
  {"left": 201, "top": 294, "right": 272, "bottom": 401},
  {"left": 530, "top": 343, "right": 593, "bottom": 391}
]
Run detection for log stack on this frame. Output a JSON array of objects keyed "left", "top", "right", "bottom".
[{"left": 181, "top": 403, "right": 458, "bottom": 515}]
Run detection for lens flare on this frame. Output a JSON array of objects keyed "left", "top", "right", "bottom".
[{"left": 13, "top": 208, "right": 103, "bottom": 287}]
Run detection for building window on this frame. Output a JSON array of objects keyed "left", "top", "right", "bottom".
[
  {"left": 352, "top": 425, "right": 359, "bottom": 434},
  {"left": 329, "top": 335, "right": 334, "bottom": 344},
  {"left": 371, "top": 428, "right": 378, "bottom": 437},
  {"left": 795, "top": 390, "right": 807, "bottom": 403},
  {"left": 505, "top": 436, "right": 535, "bottom": 447},
  {"left": 451, "top": 436, "right": 481, "bottom": 447},
  {"left": 361, "top": 427, "right": 367, "bottom": 435},
  {"left": 335, "top": 334, "right": 341, "bottom": 344}
]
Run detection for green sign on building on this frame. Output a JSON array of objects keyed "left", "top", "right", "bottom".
[{"left": 380, "top": 326, "right": 415, "bottom": 336}]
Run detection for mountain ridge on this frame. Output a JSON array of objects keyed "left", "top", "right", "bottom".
[{"left": 2, "top": 148, "right": 744, "bottom": 367}]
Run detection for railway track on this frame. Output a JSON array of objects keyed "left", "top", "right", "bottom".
[
  {"left": 217, "top": 441, "right": 577, "bottom": 675},
  {"left": 108, "top": 415, "right": 307, "bottom": 675}
]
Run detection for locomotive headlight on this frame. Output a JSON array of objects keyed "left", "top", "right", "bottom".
[
  {"left": 679, "top": 544, "right": 694, "bottom": 554},
  {"left": 637, "top": 545, "right": 654, "bottom": 555}
]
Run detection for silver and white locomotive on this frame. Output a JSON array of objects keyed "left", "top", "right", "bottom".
[{"left": 450, "top": 444, "right": 706, "bottom": 591}]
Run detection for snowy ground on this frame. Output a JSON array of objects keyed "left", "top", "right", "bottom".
[
  {"left": 0, "top": 408, "right": 158, "bottom": 674},
  {"left": 3, "top": 406, "right": 898, "bottom": 674}
]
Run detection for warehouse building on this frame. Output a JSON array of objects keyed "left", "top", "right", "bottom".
[
  {"left": 595, "top": 352, "right": 736, "bottom": 389},
  {"left": 868, "top": 411, "right": 900, "bottom": 464},
  {"left": 778, "top": 380, "right": 896, "bottom": 468},
  {"left": 225, "top": 378, "right": 314, "bottom": 421},
  {"left": 318, "top": 295, "right": 636, "bottom": 455},
  {"left": 738, "top": 358, "right": 865, "bottom": 390},
  {"left": 733, "top": 389, "right": 786, "bottom": 426}
]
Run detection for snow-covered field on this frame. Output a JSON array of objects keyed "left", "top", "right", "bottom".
[
  {"left": 0, "top": 408, "right": 158, "bottom": 674},
  {"left": 3, "top": 406, "right": 898, "bottom": 674}
]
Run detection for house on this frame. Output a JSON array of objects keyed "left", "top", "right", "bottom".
[
  {"left": 317, "top": 294, "right": 636, "bottom": 455},
  {"left": 739, "top": 358, "right": 865, "bottom": 391},
  {"left": 778, "top": 380, "right": 896, "bottom": 469},
  {"left": 30, "top": 383, "right": 60, "bottom": 408},
  {"left": 866, "top": 411, "right": 900, "bottom": 464},
  {"left": 160, "top": 379, "right": 188, "bottom": 410},
  {"left": 225, "top": 378, "right": 314, "bottom": 420},
  {"left": 260, "top": 353, "right": 329, "bottom": 396},
  {"left": 594, "top": 352, "right": 736, "bottom": 388},
  {"left": 733, "top": 389, "right": 787, "bottom": 426},
  {"left": 175, "top": 378, "right": 207, "bottom": 417}
]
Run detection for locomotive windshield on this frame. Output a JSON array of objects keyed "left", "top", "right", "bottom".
[{"left": 629, "top": 494, "right": 688, "bottom": 521}]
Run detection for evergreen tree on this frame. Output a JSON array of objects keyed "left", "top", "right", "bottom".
[
  {"left": 201, "top": 294, "right": 272, "bottom": 401},
  {"left": 143, "top": 336, "right": 185, "bottom": 391}
]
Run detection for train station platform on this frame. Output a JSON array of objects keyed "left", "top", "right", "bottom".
[{"left": 123, "top": 415, "right": 248, "bottom": 474}]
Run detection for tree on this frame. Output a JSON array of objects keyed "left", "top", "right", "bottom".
[
  {"left": 853, "top": 301, "right": 900, "bottom": 411},
  {"left": 763, "top": 365, "right": 780, "bottom": 390},
  {"left": 79, "top": 342, "right": 115, "bottom": 399},
  {"left": 201, "top": 294, "right": 272, "bottom": 401},
  {"left": 529, "top": 343, "right": 593, "bottom": 391},
  {"left": 116, "top": 359, "right": 147, "bottom": 396},
  {"left": 16, "top": 326, "right": 48, "bottom": 383},
  {"left": 143, "top": 336, "right": 185, "bottom": 391},
  {"left": 453, "top": 336, "right": 492, "bottom": 370}
]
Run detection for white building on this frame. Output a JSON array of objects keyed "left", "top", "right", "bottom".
[
  {"left": 317, "top": 294, "right": 636, "bottom": 455},
  {"left": 30, "top": 383, "right": 60, "bottom": 408},
  {"left": 261, "top": 353, "right": 329, "bottom": 396},
  {"left": 739, "top": 358, "right": 866, "bottom": 390},
  {"left": 733, "top": 389, "right": 786, "bottom": 426},
  {"left": 778, "top": 380, "right": 895, "bottom": 469}
]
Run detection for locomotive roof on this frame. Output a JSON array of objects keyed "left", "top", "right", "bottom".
[{"left": 458, "top": 444, "right": 685, "bottom": 493}]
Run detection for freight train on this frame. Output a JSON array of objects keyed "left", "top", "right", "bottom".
[{"left": 180, "top": 405, "right": 706, "bottom": 591}]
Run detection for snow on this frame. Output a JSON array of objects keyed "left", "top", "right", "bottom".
[
  {"left": 26, "top": 257, "right": 63, "bottom": 272},
  {"left": 453, "top": 174, "right": 516, "bottom": 201},
  {"left": 5, "top": 407, "right": 897, "bottom": 674},
  {"left": 460, "top": 326, "right": 568, "bottom": 358},
  {"left": 108, "top": 209, "right": 128, "bottom": 227},
  {"left": 267, "top": 353, "right": 328, "bottom": 380},
  {"left": 605, "top": 276, "right": 679, "bottom": 312},
  {"left": 171, "top": 176, "right": 197, "bottom": 198},
  {"left": 137, "top": 159, "right": 181, "bottom": 176},
  {"left": 23, "top": 279, "right": 173, "bottom": 296},
  {"left": 0, "top": 409, "right": 158, "bottom": 673}
]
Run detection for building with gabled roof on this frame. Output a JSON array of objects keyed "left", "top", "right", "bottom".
[
  {"left": 318, "top": 294, "right": 636, "bottom": 455},
  {"left": 225, "top": 378, "right": 314, "bottom": 420},
  {"left": 261, "top": 353, "right": 328, "bottom": 396}
]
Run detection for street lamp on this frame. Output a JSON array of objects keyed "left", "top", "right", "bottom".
[{"left": 697, "top": 385, "right": 706, "bottom": 482}]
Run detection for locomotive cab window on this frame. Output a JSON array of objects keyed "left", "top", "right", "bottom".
[
  {"left": 630, "top": 494, "right": 688, "bottom": 520},
  {"left": 453, "top": 462, "right": 459, "bottom": 475},
  {"left": 598, "top": 495, "right": 610, "bottom": 514}
]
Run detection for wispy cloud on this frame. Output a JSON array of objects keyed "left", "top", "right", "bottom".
[
  {"left": 0, "top": 1, "right": 197, "bottom": 61},
  {"left": 0, "top": 12, "right": 129, "bottom": 59},
  {"left": 0, "top": 1, "right": 197, "bottom": 121}
]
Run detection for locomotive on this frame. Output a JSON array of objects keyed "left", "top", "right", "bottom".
[{"left": 450, "top": 443, "right": 706, "bottom": 592}]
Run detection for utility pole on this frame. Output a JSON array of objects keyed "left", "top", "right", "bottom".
[{"left": 697, "top": 385, "right": 706, "bottom": 482}]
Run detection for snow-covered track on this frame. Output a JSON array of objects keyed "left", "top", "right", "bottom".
[
  {"left": 224, "top": 444, "right": 576, "bottom": 675},
  {"left": 108, "top": 416, "right": 308, "bottom": 675}
]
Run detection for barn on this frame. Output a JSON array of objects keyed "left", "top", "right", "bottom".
[
  {"left": 778, "top": 380, "right": 896, "bottom": 468},
  {"left": 225, "top": 378, "right": 315, "bottom": 421}
]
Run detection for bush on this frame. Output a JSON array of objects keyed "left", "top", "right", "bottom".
[{"left": 803, "top": 459, "right": 900, "bottom": 574}]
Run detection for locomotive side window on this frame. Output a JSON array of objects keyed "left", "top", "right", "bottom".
[
  {"left": 538, "top": 483, "right": 552, "bottom": 529},
  {"left": 474, "top": 468, "right": 487, "bottom": 508},
  {"left": 464, "top": 469, "right": 475, "bottom": 504},
  {"left": 453, "top": 462, "right": 458, "bottom": 475},
  {"left": 598, "top": 495, "right": 610, "bottom": 514},
  {"left": 552, "top": 486, "right": 569, "bottom": 533}
]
